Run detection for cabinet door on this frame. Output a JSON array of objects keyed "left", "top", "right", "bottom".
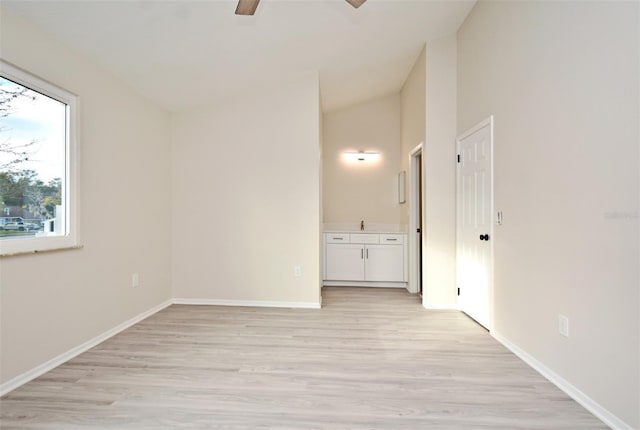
[
  {"left": 325, "top": 244, "right": 365, "bottom": 281},
  {"left": 365, "top": 244, "right": 404, "bottom": 282}
]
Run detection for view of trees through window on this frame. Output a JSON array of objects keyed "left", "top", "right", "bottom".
[{"left": 0, "top": 76, "right": 66, "bottom": 239}]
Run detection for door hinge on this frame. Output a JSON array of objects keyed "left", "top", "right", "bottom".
[
  {"left": 457, "top": 154, "right": 460, "bottom": 163},
  {"left": 457, "top": 287, "right": 460, "bottom": 296}
]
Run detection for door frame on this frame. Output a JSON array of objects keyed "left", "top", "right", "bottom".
[
  {"left": 455, "top": 116, "right": 494, "bottom": 330},
  {"left": 408, "top": 143, "right": 424, "bottom": 295}
]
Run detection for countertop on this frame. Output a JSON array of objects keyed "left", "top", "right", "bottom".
[{"left": 324, "top": 231, "right": 407, "bottom": 235}]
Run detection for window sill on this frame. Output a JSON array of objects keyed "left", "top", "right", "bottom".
[{"left": 0, "top": 244, "right": 83, "bottom": 258}]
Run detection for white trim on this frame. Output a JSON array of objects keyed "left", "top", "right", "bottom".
[
  {"left": 492, "top": 330, "right": 633, "bottom": 430},
  {"left": 0, "top": 60, "right": 80, "bottom": 257},
  {"left": 0, "top": 299, "right": 172, "bottom": 396},
  {"left": 322, "top": 281, "right": 407, "bottom": 289},
  {"left": 457, "top": 116, "right": 493, "bottom": 141},
  {"left": 408, "top": 143, "right": 424, "bottom": 295},
  {"left": 173, "top": 298, "right": 321, "bottom": 309}
]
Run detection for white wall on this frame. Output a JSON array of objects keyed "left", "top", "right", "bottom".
[
  {"left": 0, "top": 8, "right": 172, "bottom": 385},
  {"left": 322, "top": 94, "right": 402, "bottom": 229},
  {"left": 400, "top": 38, "right": 457, "bottom": 306},
  {"left": 400, "top": 46, "right": 426, "bottom": 227},
  {"left": 458, "top": 1, "right": 639, "bottom": 427},
  {"left": 424, "top": 35, "right": 458, "bottom": 306},
  {"left": 171, "top": 73, "right": 321, "bottom": 306},
  {"left": 400, "top": 47, "right": 426, "bottom": 295}
]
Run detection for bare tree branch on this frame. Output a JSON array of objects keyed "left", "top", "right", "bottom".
[
  {"left": 0, "top": 82, "right": 40, "bottom": 170},
  {"left": 0, "top": 86, "right": 35, "bottom": 118}
]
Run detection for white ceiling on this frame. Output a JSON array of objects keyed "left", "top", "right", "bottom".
[{"left": 3, "top": 0, "right": 476, "bottom": 113}]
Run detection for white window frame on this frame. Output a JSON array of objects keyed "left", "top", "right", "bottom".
[{"left": 0, "top": 60, "right": 79, "bottom": 256}]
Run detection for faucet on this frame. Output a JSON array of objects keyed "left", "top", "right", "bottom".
[{"left": 360, "top": 220, "right": 364, "bottom": 231}]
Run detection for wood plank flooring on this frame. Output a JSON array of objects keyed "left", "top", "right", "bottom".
[{"left": 1, "top": 287, "right": 606, "bottom": 429}]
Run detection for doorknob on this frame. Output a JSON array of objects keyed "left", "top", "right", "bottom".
[{"left": 479, "top": 234, "right": 490, "bottom": 241}]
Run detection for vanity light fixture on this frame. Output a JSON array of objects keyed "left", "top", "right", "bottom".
[{"left": 343, "top": 151, "right": 380, "bottom": 162}]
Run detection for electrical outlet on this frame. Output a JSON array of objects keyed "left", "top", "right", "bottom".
[
  {"left": 132, "top": 273, "right": 139, "bottom": 288},
  {"left": 294, "top": 266, "right": 302, "bottom": 277},
  {"left": 558, "top": 314, "right": 569, "bottom": 337}
]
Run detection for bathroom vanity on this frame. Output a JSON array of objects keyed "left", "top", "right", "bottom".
[{"left": 323, "top": 231, "right": 408, "bottom": 288}]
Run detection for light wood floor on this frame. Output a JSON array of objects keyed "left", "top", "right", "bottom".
[{"left": 1, "top": 287, "right": 606, "bottom": 429}]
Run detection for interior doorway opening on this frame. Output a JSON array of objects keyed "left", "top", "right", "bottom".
[{"left": 409, "top": 143, "right": 424, "bottom": 297}]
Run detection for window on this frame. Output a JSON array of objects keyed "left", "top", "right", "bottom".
[{"left": 0, "top": 61, "right": 78, "bottom": 256}]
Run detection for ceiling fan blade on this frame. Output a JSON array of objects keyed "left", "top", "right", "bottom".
[
  {"left": 345, "top": 0, "right": 367, "bottom": 8},
  {"left": 235, "top": 0, "right": 260, "bottom": 15}
]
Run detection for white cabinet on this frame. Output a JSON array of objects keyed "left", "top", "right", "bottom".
[
  {"left": 364, "top": 244, "right": 404, "bottom": 282},
  {"left": 325, "top": 243, "right": 365, "bottom": 281},
  {"left": 324, "top": 232, "right": 406, "bottom": 286}
]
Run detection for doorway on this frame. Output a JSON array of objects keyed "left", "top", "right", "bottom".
[
  {"left": 456, "top": 116, "right": 494, "bottom": 330},
  {"left": 409, "top": 144, "right": 424, "bottom": 297}
]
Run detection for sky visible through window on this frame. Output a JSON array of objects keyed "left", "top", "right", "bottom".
[{"left": 0, "top": 76, "right": 66, "bottom": 183}]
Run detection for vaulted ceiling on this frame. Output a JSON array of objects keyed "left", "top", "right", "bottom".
[{"left": 2, "top": 0, "right": 476, "bottom": 112}]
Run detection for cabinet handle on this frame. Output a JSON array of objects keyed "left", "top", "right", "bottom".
[
  {"left": 366, "top": 249, "right": 369, "bottom": 259},
  {"left": 385, "top": 238, "right": 397, "bottom": 241},
  {"left": 332, "top": 237, "right": 344, "bottom": 240},
  {"left": 361, "top": 248, "right": 364, "bottom": 259}
]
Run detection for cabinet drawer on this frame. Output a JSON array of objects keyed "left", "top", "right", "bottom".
[
  {"left": 379, "top": 234, "right": 404, "bottom": 244},
  {"left": 349, "top": 233, "right": 379, "bottom": 244},
  {"left": 326, "top": 233, "right": 349, "bottom": 243}
]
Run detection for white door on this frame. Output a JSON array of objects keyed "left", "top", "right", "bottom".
[
  {"left": 365, "top": 245, "right": 404, "bottom": 282},
  {"left": 456, "top": 117, "right": 493, "bottom": 329},
  {"left": 325, "top": 244, "right": 365, "bottom": 281}
]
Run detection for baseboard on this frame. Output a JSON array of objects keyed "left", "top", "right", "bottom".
[
  {"left": 322, "top": 281, "right": 407, "bottom": 288},
  {"left": 172, "top": 298, "right": 321, "bottom": 309},
  {"left": 491, "top": 330, "right": 632, "bottom": 430},
  {"left": 0, "top": 299, "right": 172, "bottom": 397}
]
